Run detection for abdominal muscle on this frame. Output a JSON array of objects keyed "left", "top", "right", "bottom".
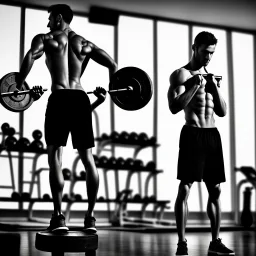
[{"left": 184, "top": 86, "right": 215, "bottom": 128}]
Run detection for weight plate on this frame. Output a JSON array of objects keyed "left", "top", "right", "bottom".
[
  {"left": 109, "top": 67, "right": 153, "bottom": 111},
  {"left": 0, "top": 72, "right": 34, "bottom": 112}
]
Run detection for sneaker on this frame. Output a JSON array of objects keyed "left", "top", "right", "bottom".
[
  {"left": 83, "top": 216, "right": 97, "bottom": 233},
  {"left": 176, "top": 239, "right": 188, "bottom": 256},
  {"left": 208, "top": 238, "right": 235, "bottom": 255},
  {"left": 46, "top": 214, "right": 69, "bottom": 233}
]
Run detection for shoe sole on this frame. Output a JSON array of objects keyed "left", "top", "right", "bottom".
[
  {"left": 208, "top": 250, "right": 235, "bottom": 255},
  {"left": 51, "top": 227, "right": 69, "bottom": 233},
  {"left": 83, "top": 227, "right": 97, "bottom": 233}
]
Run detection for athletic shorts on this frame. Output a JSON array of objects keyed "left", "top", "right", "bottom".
[
  {"left": 44, "top": 89, "right": 95, "bottom": 149},
  {"left": 177, "top": 125, "right": 226, "bottom": 184}
]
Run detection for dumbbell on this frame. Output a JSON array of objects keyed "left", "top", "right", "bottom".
[
  {"left": 99, "top": 156, "right": 108, "bottom": 167},
  {"left": 101, "top": 133, "right": 109, "bottom": 140},
  {"left": 21, "top": 192, "right": 31, "bottom": 201},
  {"left": 29, "top": 129, "right": 44, "bottom": 152},
  {"left": 128, "top": 132, "right": 139, "bottom": 144},
  {"left": 119, "top": 131, "right": 129, "bottom": 143},
  {"left": 116, "top": 157, "right": 125, "bottom": 168},
  {"left": 146, "top": 161, "right": 156, "bottom": 170},
  {"left": 62, "top": 168, "right": 71, "bottom": 180},
  {"left": 80, "top": 170, "right": 86, "bottom": 180},
  {"left": 124, "top": 158, "right": 135, "bottom": 169},
  {"left": 110, "top": 131, "right": 119, "bottom": 142},
  {"left": 97, "top": 196, "right": 105, "bottom": 202},
  {"left": 134, "top": 159, "right": 144, "bottom": 169},
  {"left": 75, "top": 194, "right": 83, "bottom": 201},
  {"left": 138, "top": 132, "right": 149, "bottom": 145},
  {"left": 16, "top": 137, "right": 30, "bottom": 151},
  {"left": 107, "top": 156, "right": 117, "bottom": 168},
  {"left": 1, "top": 122, "right": 10, "bottom": 135},
  {"left": 43, "top": 193, "right": 51, "bottom": 201},
  {"left": 133, "top": 194, "right": 142, "bottom": 202},
  {"left": 11, "top": 191, "right": 21, "bottom": 201}
]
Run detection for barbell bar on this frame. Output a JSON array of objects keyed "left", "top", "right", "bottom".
[
  {"left": 1, "top": 88, "right": 48, "bottom": 97},
  {"left": 86, "top": 86, "right": 133, "bottom": 95}
]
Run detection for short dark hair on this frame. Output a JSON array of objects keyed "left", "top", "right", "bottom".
[
  {"left": 48, "top": 4, "right": 73, "bottom": 24},
  {"left": 194, "top": 31, "right": 218, "bottom": 46}
]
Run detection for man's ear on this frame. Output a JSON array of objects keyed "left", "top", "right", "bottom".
[
  {"left": 56, "top": 14, "right": 62, "bottom": 23},
  {"left": 192, "top": 44, "right": 195, "bottom": 51}
]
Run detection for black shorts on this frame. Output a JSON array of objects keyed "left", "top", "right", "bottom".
[
  {"left": 44, "top": 89, "right": 95, "bottom": 149},
  {"left": 177, "top": 125, "right": 226, "bottom": 184}
]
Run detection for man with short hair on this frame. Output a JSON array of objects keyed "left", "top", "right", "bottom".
[
  {"left": 167, "top": 31, "right": 235, "bottom": 255},
  {"left": 17, "top": 4, "right": 118, "bottom": 233}
]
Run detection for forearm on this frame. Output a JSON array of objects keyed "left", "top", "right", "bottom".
[
  {"left": 91, "top": 99, "right": 104, "bottom": 111},
  {"left": 169, "top": 85, "right": 200, "bottom": 114},
  {"left": 212, "top": 86, "right": 227, "bottom": 117}
]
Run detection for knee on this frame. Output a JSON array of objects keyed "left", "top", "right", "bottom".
[
  {"left": 177, "top": 182, "right": 191, "bottom": 201},
  {"left": 209, "top": 184, "right": 221, "bottom": 200}
]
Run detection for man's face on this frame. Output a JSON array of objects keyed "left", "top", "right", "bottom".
[
  {"left": 47, "top": 12, "right": 57, "bottom": 31},
  {"left": 195, "top": 44, "right": 216, "bottom": 66}
]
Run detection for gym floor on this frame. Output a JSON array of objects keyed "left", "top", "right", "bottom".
[{"left": 0, "top": 227, "right": 255, "bottom": 256}]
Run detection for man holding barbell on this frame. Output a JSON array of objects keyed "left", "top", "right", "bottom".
[
  {"left": 17, "top": 4, "right": 118, "bottom": 233},
  {"left": 168, "top": 31, "right": 234, "bottom": 255}
]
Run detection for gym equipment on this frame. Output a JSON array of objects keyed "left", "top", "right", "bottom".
[
  {"left": 11, "top": 191, "right": 21, "bottom": 200},
  {"left": 0, "top": 66, "right": 152, "bottom": 112},
  {"left": 32, "top": 129, "right": 43, "bottom": 140},
  {"left": 21, "top": 192, "right": 30, "bottom": 201},
  {"left": 43, "top": 193, "right": 51, "bottom": 201},
  {"left": 110, "top": 131, "right": 119, "bottom": 141},
  {"left": 35, "top": 231, "right": 98, "bottom": 256},
  {"left": 101, "top": 133, "right": 109, "bottom": 140},
  {"left": 240, "top": 187, "right": 253, "bottom": 228},
  {"left": 29, "top": 140, "right": 44, "bottom": 152},
  {"left": 107, "top": 156, "right": 117, "bottom": 167},
  {"left": 134, "top": 159, "right": 144, "bottom": 169},
  {"left": 97, "top": 196, "right": 105, "bottom": 202},
  {"left": 202, "top": 74, "right": 222, "bottom": 82},
  {"left": 124, "top": 158, "right": 135, "bottom": 169},
  {"left": 88, "top": 66, "right": 153, "bottom": 111},
  {"left": 119, "top": 131, "right": 129, "bottom": 143},
  {"left": 0, "top": 72, "right": 47, "bottom": 112},
  {"left": 16, "top": 137, "right": 30, "bottom": 151},
  {"left": 80, "top": 170, "right": 86, "bottom": 180},
  {"left": 146, "top": 161, "right": 156, "bottom": 170},
  {"left": 1, "top": 122, "right": 10, "bottom": 135},
  {"left": 7, "top": 127, "right": 16, "bottom": 136},
  {"left": 116, "top": 157, "right": 125, "bottom": 168},
  {"left": 138, "top": 132, "right": 149, "bottom": 145},
  {"left": 99, "top": 156, "right": 108, "bottom": 166},
  {"left": 5, "top": 136, "right": 18, "bottom": 150},
  {"left": 133, "top": 193, "right": 142, "bottom": 202},
  {"left": 128, "top": 132, "right": 139, "bottom": 144},
  {"left": 75, "top": 194, "right": 83, "bottom": 201},
  {"left": 62, "top": 168, "right": 71, "bottom": 180}
]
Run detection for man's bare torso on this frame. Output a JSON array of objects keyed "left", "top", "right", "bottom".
[
  {"left": 176, "top": 67, "right": 215, "bottom": 128},
  {"left": 43, "top": 30, "right": 90, "bottom": 91}
]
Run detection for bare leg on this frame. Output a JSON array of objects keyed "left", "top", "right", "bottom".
[
  {"left": 47, "top": 145, "right": 64, "bottom": 216},
  {"left": 174, "top": 181, "right": 193, "bottom": 241},
  {"left": 206, "top": 182, "right": 221, "bottom": 241},
  {"left": 78, "top": 148, "right": 99, "bottom": 217}
]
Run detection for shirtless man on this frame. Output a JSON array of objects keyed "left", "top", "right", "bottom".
[
  {"left": 168, "top": 31, "right": 234, "bottom": 255},
  {"left": 16, "top": 4, "right": 118, "bottom": 233}
]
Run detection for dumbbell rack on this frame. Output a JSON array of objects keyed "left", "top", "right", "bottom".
[
  {"left": 66, "top": 134, "right": 172, "bottom": 227},
  {"left": 0, "top": 146, "right": 50, "bottom": 219}
]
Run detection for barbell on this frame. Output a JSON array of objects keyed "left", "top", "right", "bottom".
[{"left": 0, "top": 67, "right": 153, "bottom": 112}]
